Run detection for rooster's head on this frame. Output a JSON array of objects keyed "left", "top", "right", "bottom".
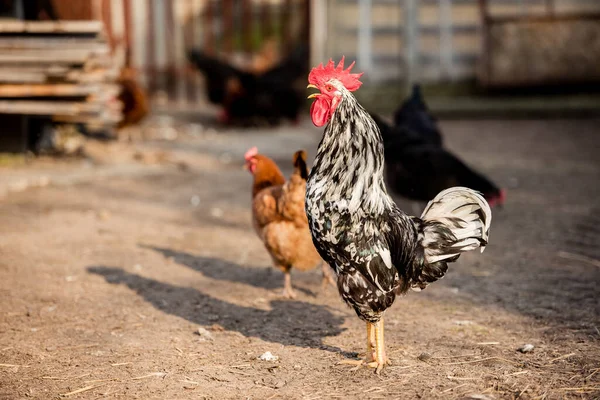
[{"left": 307, "top": 57, "right": 363, "bottom": 127}]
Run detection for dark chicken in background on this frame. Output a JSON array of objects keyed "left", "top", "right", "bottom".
[
  {"left": 372, "top": 113, "right": 506, "bottom": 208},
  {"left": 393, "top": 84, "right": 443, "bottom": 146},
  {"left": 188, "top": 43, "right": 308, "bottom": 126},
  {"left": 305, "top": 58, "right": 492, "bottom": 373},
  {"left": 371, "top": 86, "right": 506, "bottom": 208}
]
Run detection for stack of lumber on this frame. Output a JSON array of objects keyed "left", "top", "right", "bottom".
[{"left": 0, "top": 20, "right": 121, "bottom": 131}]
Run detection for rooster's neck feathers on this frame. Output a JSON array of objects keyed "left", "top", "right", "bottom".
[{"left": 307, "top": 84, "right": 392, "bottom": 215}]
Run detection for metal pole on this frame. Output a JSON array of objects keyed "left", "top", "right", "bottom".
[
  {"left": 439, "top": 0, "right": 453, "bottom": 80},
  {"left": 404, "top": 0, "right": 419, "bottom": 94},
  {"left": 357, "top": 0, "right": 373, "bottom": 74}
]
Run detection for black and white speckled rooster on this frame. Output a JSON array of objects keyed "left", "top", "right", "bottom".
[{"left": 305, "top": 58, "right": 492, "bottom": 373}]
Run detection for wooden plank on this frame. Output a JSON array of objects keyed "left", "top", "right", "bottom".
[
  {"left": 52, "top": 114, "right": 121, "bottom": 126},
  {"left": 0, "top": 83, "right": 119, "bottom": 98},
  {"left": 0, "top": 20, "right": 103, "bottom": 34},
  {"left": 0, "top": 67, "right": 118, "bottom": 85},
  {"left": 0, "top": 37, "right": 107, "bottom": 50},
  {"left": 0, "top": 100, "right": 102, "bottom": 116},
  {"left": 0, "top": 48, "right": 110, "bottom": 64},
  {"left": 0, "top": 65, "right": 70, "bottom": 74},
  {"left": 0, "top": 71, "right": 48, "bottom": 83},
  {"left": 66, "top": 68, "right": 120, "bottom": 83}
]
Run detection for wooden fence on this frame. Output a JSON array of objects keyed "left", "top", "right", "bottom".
[
  {"left": 100, "top": 0, "right": 310, "bottom": 106},
  {"left": 318, "top": 0, "right": 600, "bottom": 86}
]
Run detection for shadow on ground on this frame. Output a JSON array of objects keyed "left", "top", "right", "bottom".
[
  {"left": 87, "top": 266, "right": 347, "bottom": 353},
  {"left": 140, "top": 245, "right": 317, "bottom": 296}
]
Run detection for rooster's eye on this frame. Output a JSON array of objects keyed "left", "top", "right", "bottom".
[{"left": 325, "top": 85, "right": 333, "bottom": 91}]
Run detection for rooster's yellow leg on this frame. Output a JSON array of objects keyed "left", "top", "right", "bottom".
[
  {"left": 365, "top": 318, "right": 392, "bottom": 374},
  {"left": 338, "top": 322, "right": 376, "bottom": 367},
  {"left": 282, "top": 270, "right": 297, "bottom": 299}
]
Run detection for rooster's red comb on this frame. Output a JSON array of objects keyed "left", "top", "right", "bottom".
[
  {"left": 308, "top": 56, "right": 363, "bottom": 92},
  {"left": 244, "top": 146, "right": 258, "bottom": 161}
]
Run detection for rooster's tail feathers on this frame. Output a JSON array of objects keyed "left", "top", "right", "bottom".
[{"left": 420, "top": 186, "right": 492, "bottom": 264}]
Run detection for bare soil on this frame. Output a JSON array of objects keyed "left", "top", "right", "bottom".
[{"left": 0, "top": 116, "right": 599, "bottom": 399}]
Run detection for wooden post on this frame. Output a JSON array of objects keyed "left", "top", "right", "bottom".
[
  {"left": 123, "top": 0, "right": 132, "bottom": 67},
  {"left": 101, "top": 0, "right": 113, "bottom": 47},
  {"left": 146, "top": 0, "right": 156, "bottom": 96},
  {"left": 223, "top": 0, "right": 234, "bottom": 54},
  {"left": 204, "top": 0, "right": 214, "bottom": 54},
  {"left": 261, "top": 0, "right": 273, "bottom": 42},
  {"left": 242, "top": 0, "right": 253, "bottom": 54},
  {"left": 164, "top": 0, "right": 176, "bottom": 100},
  {"left": 357, "top": 0, "right": 373, "bottom": 74},
  {"left": 282, "top": 0, "right": 293, "bottom": 51},
  {"left": 183, "top": 0, "right": 197, "bottom": 103}
]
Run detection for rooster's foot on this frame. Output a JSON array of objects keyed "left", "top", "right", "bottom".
[
  {"left": 366, "top": 358, "right": 392, "bottom": 374},
  {"left": 338, "top": 356, "right": 391, "bottom": 373}
]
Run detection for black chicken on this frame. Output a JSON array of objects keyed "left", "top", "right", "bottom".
[
  {"left": 393, "top": 84, "right": 442, "bottom": 146},
  {"left": 187, "top": 50, "right": 249, "bottom": 107},
  {"left": 187, "top": 44, "right": 308, "bottom": 126},
  {"left": 372, "top": 113, "right": 506, "bottom": 208},
  {"left": 305, "top": 58, "right": 492, "bottom": 373}
]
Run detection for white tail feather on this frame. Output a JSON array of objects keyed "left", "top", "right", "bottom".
[{"left": 421, "top": 187, "right": 492, "bottom": 263}]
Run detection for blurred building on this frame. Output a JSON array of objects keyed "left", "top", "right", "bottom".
[
  {"left": 316, "top": 0, "right": 600, "bottom": 86},
  {"left": 23, "top": 0, "right": 598, "bottom": 105}
]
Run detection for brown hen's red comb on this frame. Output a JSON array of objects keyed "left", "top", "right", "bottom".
[
  {"left": 244, "top": 146, "right": 258, "bottom": 161},
  {"left": 308, "top": 56, "right": 363, "bottom": 92}
]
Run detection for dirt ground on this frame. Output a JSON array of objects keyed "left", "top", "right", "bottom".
[{"left": 0, "top": 115, "right": 599, "bottom": 400}]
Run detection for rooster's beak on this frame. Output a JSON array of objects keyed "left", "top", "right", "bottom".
[{"left": 307, "top": 84, "right": 319, "bottom": 99}]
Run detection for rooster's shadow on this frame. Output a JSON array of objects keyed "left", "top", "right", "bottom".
[{"left": 87, "top": 265, "right": 349, "bottom": 354}]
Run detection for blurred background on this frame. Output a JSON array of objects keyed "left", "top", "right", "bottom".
[
  {"left": 0, "top": 0, "right": 599, "bottom": 153},
  {"left": 0, "top": 2, "right": 599, "bottom": 398}
]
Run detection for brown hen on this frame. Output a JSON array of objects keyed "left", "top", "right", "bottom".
[{"left": 245, "top": 147, "right": 334, "bottom": 298}]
